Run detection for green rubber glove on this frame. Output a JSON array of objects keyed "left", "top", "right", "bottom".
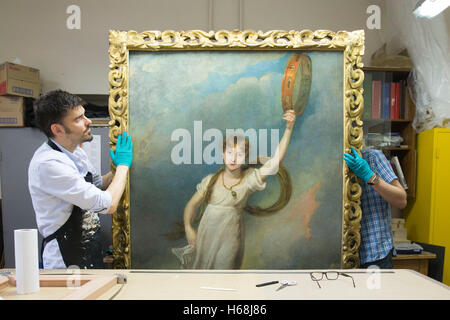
[
  {"left": 110, "top": 131, "right": 133, "bottom": 167},
  {"left": 343, "top": 147, "right": 374, "bottom": 183}
]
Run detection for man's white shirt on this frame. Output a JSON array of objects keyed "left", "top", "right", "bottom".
[{"left": 28, "top": 139, "right": 112, "bottom": 269}]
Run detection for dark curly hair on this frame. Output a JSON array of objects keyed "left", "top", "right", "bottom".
[{"left": 33, "top": 90, "right": 85, "bottom": 138}]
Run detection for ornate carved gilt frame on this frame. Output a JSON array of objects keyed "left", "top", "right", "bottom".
[{"left": 108, "top": 29, "right": 365, "bottom": 269}]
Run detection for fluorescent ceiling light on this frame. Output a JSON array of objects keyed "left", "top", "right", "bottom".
[{"left": 414, "top": 0, "right": 450, "bottom": 18}]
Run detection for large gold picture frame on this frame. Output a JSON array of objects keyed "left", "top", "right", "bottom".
[{"left": 108, "top": 29, "right": 365, "bottom": 269}]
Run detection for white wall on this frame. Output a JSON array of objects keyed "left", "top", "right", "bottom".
[{"left": 0, "top": 0, "right": 398, "bottom": 94}]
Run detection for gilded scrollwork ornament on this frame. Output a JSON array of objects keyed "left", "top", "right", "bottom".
[{"left": 108, "top": 29, "right": 365, "bottom": 269}]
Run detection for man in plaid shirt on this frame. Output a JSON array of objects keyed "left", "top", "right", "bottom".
[{"left": 344, "top": 148, "right": 407, "bottom": 268}]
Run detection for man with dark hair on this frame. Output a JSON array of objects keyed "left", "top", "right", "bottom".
[{"left": 28, "top": 90, "right": 133, "bottom": 269}]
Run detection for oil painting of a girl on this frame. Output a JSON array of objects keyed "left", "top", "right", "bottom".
[
  {"left": 177, "top": 110, "right": 296, "bottom": 269},
  {"left": 129, "top": 50, "right": 344, "bottom": 269}
]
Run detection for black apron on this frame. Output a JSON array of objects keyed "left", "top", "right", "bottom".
[{"left": 40, "top": 140, "right": 104, "bottom": 269}]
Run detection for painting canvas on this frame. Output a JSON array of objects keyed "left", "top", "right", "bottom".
[
  {"left": 128, "top": 50, "right": 343, "bottom": 269},
  {"left": 108, "top": 30, "right": 365, "bottom": 270}
]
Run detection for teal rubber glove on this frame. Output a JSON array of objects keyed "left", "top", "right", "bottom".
[
  {"left": 110, "top": 131, "right": 133, "bottom": 167},
  {"left": 343, "top": 147, "right": 374, "bottom": 183}
]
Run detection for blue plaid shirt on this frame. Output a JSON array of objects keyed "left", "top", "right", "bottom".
[{"left": 359, "top": 149, "right": 398, "bottom": 264}]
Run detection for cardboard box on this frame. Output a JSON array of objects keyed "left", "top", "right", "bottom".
[
  {"left": 0, "top": 62, "right": 40, "bottom": 98},
  {"left": 0, "top": 95, "right": 25, "bottom": 127}
]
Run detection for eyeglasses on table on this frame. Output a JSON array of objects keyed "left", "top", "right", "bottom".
[{"left": 309, "top": 271, "right": 356, "bottom": 289}]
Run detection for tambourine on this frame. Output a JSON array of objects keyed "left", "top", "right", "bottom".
[{"left": 281, "top": 53, "right": 312, "bottom": 116}]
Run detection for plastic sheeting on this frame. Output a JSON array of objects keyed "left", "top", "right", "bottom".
[{"left": 385, "top": 0, "right": 450, "bottom": 133}]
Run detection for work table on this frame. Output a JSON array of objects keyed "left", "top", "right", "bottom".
[{"left": 1, "top": 269, "right": 449, "bottom": 300}]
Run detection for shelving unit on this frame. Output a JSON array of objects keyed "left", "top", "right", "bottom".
[
  {"left": 362, "top": 67, "right": 416, "bottom": 198},
  {"left": 78, "top": 94, "right": 110, "bottom": 127}
]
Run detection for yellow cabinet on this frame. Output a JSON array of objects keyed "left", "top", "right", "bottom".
[{"left": 405, "top": 128, "right": 450, "bottom": 285}]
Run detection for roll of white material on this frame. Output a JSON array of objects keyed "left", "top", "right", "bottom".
[{"left": 14, "top": 229, "right": 40, "bottom": 294}]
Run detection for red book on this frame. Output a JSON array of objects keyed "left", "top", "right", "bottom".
[
  {"left": 371, "top": 80, "right": 382, "bottom": 119},
  {"left": 390, "top": 82, "right": 397, "bottom": 119}
]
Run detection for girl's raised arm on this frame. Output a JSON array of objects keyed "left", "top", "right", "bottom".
[{"left": 259, "top": 109, "right": 296, "bottom": 181}]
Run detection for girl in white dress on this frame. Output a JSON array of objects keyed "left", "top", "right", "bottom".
[{"left": 182, "top": 110, "right": 296, "bottom": 269}]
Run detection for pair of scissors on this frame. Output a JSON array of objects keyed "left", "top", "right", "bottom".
[{"left": 276, "top": 280, "right": 297, "bottom": 291}]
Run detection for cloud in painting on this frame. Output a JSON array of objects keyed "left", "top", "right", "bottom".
[
  {"left": 140, "top": 51, "right": 285, "bottom": 80},
  {"left": 133, "top": 71, "right": 284, "bottom": 170}
]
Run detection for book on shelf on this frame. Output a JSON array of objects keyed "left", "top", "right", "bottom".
[
  {"left": 363, "top": 70, "right": 410, "bottom": 121},
  {"left": 362, "top": 72, "right": 372, "bottom": 120},
  {"left": 402, "top": 80, "right": 410, "bottom": 120},
  {"left": 398, "top": 82, "right": 402, "bottom": 119},
  {"left": 399, "top": 80, "right": 405, "bottom": 119},
  {"left": 390, "top": 82, "right": 396, "bottom": 120},
  {"left": 391, "top": 155, "right": 408, "bottom": 190},
  {"left": 371, "top": 80, "right": 382, "bottom": 119},
  {"left": 390, "top": 82, "right": 401, "bottom": 120},
  {"left": 380, "top": 72, "right": 392, "bottom": 119},
  {"left": 382, "top": 81, "right": 391, "bottom": 119}
]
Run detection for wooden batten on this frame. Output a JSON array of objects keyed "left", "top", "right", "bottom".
[
  {"left": 0, "top": 276, "right": 9, "bottom": 291},
  {"left": 7, "top": 274, "right": 101, "bottom": 287},
  {"left": 62, "top": 276, "right": 118, "bottom": 300},
  {"left": 3, "top": 274, "right": 120, "bottom": 300}
]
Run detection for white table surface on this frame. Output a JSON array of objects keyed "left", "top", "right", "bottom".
[{"left": 1, "top": 269, "right": 449, "bottom": 300}]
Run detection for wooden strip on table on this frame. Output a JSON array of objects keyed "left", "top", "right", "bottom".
[
  {"left": 62, "top": 276, "right": 118, "bottom": 300},
  {"left": 0, "top": 276, "right": 9, "bottom": 291},
  {"left": 7, "top": 274, "right": 100, "bottom": 287}
]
